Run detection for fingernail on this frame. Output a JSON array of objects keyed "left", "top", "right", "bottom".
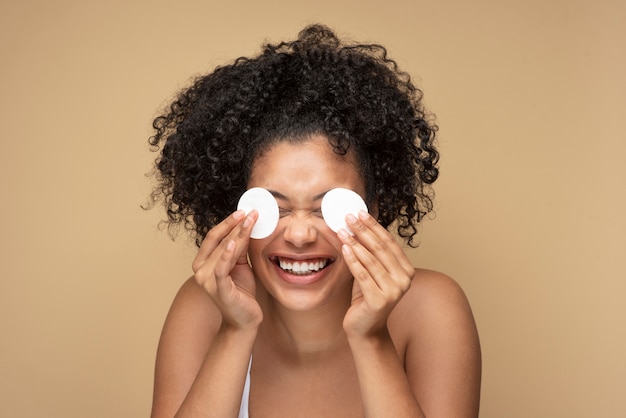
[
  {"left": 337, "top": 229, "right": 349, "bottom": 239},
  {"left": 242, "top": 216, "right": 251, "bottom": 228},
  {"left": 234, "top": 209, "right": 245, "bottom": 219},
  {"left": 346, "top": 213, "right": 358, "bottom": 224},
  {"left": 358, "top": 210, "right": 370, "bottom": 220}
]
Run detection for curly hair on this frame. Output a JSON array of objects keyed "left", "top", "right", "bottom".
[{"left": 148, "top": 24, "right": 439, "bottom": 247}]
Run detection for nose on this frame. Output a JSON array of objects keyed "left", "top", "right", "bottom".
[{"left": 282, "top": 214, "right": 318, "bottom": 248}]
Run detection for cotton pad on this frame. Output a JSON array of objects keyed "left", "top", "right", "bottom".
[
  {"left": 321, "top": 188, "right": 368, "bottom": 235},
  {"left": 237, "top": 187, "right": 279, "bottom": 239}
]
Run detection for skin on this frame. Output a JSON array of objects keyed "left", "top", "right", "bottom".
[{"left": 151, "top": 135, "right": 481, "bottom": 417}]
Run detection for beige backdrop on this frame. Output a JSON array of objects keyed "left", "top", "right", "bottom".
[{"left": 1, "top": 1, "right": 624, "bottom": 417}]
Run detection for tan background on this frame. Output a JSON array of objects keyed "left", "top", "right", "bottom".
[{"left": 1, "top": 0, "right": 624, "bottom": 417}]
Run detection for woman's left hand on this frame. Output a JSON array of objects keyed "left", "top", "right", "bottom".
[{"left": 338, "top": 210, "right": 416, "bottom": 339}]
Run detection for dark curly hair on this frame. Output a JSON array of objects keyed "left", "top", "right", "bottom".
[{"left": 148, "top": 24, "right": 439, "bottom": 247}]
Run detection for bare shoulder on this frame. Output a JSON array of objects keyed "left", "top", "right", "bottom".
[
  {"left": 151, "top": 277, "right": 222, "bottom": 416},
  {"left": 389, "top": 269, "right": 481, "bottom": 417},
  {"left": 390, "top": 268, "right": 477, "bottom": 337}
]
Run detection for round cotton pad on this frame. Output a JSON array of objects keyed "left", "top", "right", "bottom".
[
  {"left": 321, "top": 188, "right": 368, "bottom": 235},
  {"left": 237, "top": 187, "right": 279, "bottom": 239}
]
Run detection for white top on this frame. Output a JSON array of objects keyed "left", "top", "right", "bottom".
[{"left": 238, "top": 357, "right": 252, "bottom": 418}]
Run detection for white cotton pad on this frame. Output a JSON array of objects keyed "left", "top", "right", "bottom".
[
  {"left": 237, "top": 187, "right": 279, "bottom": 239},
  {"left": 321, "top": 188, "right": 368, "bottom": 235}
]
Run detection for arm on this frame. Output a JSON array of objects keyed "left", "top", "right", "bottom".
[
  {"left": 347, "top": 325, "right": 425, "bottom": 417},
  {"left": 339, "top": 211, "right": 481, "bottom": 417},
  {"left": 339, "top": 211, "right": 425, "bottom": 417},
  {"left": 151, "top": 211, "right": 262, "bottom": 418},
  {"left": 391, "top": 270, "right": 481, "bottom": 417}
]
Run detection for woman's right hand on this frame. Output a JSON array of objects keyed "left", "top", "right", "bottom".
[{"left": 191, "top": 209, "right": 263, "bottom": 330}]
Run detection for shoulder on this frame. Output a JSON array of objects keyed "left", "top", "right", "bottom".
[
  {"left": 389, "top": 269, "right": 481, "bottom": 416},
  {"left": 389, "top": 268, "right": 480, "bottom": 353},
  {"left": 390, "top": 268, "right": 476, "bottom": 332}
]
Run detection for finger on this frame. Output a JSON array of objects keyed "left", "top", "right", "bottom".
[
  {"left": 234, "top": 211, "right": 258, "bottom": 265},
  {"left": 192, "top": 210, "right": 246, "bottom": 272},
  {"left": 342, "top": 244, "right": 401, "bottom": 318},
  {"left": 342, "top": 241, "right": 409, "bottom": 315},
  {"left": 350, "top": 211, "right": 415, "bottom": 278},
  {"left": 341, "top": 243, "right": 383, "bottom": 294},
  {"left": 213, "top": 239, "right": 238, "bottom": 297},
  {"left": 342, "top": 215, "right": 404, "bottom": 283},
  {"left": 194, "top": 209, "right": 257, "bottom": 271},
  {"left": 213, "top": 210, "right": 258, "bottom": 271},
  {"left": 194, "top": 210, "right": 258, "bottom": 292},
  {"left": 339, "top": 228, "right": 412, "bottom": 296},
  {"left": 340, "top": 231, "right": 396, "bottom": 295}
]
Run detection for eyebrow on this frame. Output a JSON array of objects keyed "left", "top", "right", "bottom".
[{"left": 267, "top": 189, "right": 329, "bottom": 202}]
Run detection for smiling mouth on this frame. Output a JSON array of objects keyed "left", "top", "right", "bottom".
[{"left": 274, "top": 257, "right": 332, "bottom": 275}]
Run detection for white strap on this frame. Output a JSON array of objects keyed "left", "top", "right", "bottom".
[{"left": 238, "top": 357, "right": 252, "bottom": 418}]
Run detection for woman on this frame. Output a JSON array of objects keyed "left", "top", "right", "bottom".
[{"left": 148, "top": 24, "right": 481, "bottom": 417}]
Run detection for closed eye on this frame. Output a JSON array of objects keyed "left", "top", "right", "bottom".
[{"left": 278, "top": 208, "right": 323, "bottom": 218}]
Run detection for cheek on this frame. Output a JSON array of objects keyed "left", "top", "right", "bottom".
[
  {"left": 368, "top": 196, "right": 380, "bottom": 220},
  {"left": 246, "top": 220, "right": 343, "bottom": 256},
  {"left": 247, "top": 239, "right": 267, "bottom": 266},
  {"left": 319, "top": 227, "right": 343, "bottom": 250}
]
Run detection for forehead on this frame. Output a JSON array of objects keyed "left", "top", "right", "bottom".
[{"left": 248, "top": 136, "right": 365, "bottom": 197}]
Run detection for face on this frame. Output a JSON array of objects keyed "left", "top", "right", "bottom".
[{"left": 247, "top": 135, "right": 366, "bottom": 312}]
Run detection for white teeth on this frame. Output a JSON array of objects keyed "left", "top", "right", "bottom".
[{"left": 278, "top": 258, "right": 328, "bottom": 275}]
